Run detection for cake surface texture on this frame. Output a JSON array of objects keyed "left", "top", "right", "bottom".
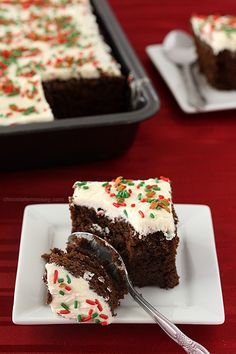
[
  {"left": 42, "top": 236, "right": 127, "bottom": 325},
  {"left": 0, "top": 0, "right": 130, "bottom": 125},
  {"left": 191, "top": 15, "right": 236, "bottom": 89},
  {"left": 69, "top": 177, "right": 179, "bottom": 288}
]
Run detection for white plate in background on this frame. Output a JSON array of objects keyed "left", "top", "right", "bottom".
[
  {"left": 13, "top": 204, "right": 224, "bottom": 324},
  {"left": 146, "top": 43, "right": 236, "bottom": 113}
]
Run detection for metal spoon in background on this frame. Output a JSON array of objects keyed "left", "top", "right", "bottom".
[
  {"left": 69, "top": 232, "right": 210, "bottom": 354},
  {"left": 163, "top": 30, "right": 206, "bottom": 111}
]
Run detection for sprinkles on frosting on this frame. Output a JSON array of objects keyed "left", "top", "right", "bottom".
[
  {"left": 46, "top": 264, "right": 111, "bottom": 325},
  {"left": 0, "top": 0, "right": 121, "bottom": 125},
  {"left": 191, "top": 15, "right": 236, "bottom": 54},
  {"left": 72, "top": 177, "right": 176, "bottom": 240}
]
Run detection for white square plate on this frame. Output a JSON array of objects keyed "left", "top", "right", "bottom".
[
  {"left": 146, "top": 43, "right": 236, "bottom": 113},
  {"left": 13, "top": 204, "right": 224, "bottom": 325}
]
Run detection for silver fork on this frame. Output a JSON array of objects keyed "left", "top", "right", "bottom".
[{"left": 68, "top": 232, "right": 210, "bottom": 354}]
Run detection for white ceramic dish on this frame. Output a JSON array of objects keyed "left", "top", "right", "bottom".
[
  {"left": 146, "top": 43, "right": 236, "bottom": 113},
  {"left": 13, "top": 204, "right": 224, "bottom": 325}
]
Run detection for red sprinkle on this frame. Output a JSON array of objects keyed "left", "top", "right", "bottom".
[
  {"left": 95, "top": 299, "right": 103, "bottom": 312},
  {"left": 65, "top": 285, "right": 71, "bottom": 291},
  {"left": 100, "top": 321, "right": 108, "bottom": 326},
  {"left": 159, "top": 195, "right": 164, "bottom": 200},
  {"left": 160, "top": 176, "right": 170, "bottom": 182},
  {"left": 141, "top": 199, "right": 146, "bottom": 202},
  {"left": 117, "top": 202, "right": 127, "bottom": 207},
  {"left": 88, "top": 309, "right": 93, "bottom": 316},
  {"left": 138, "top": 210, "right": 145, "bottom": 218},
  {"left": 146, "top": 185, "right": 152, "bottom": 189},
  {"left": 136, "top": 185, "right": 140, "bottom": 189},
  {"left": 59, "top": 309, "right": 70, "bottom": 314},
  {"left": 105, "top": 184, "right": 111, "bottom": 194},
  {"left": 82, "top": 315, "right": 92, "bottom": 322},
  {"left": 131, "top": 203, "right": 136, "bottom": 207},
  {"left": 86, "top": 299, "right": 96, "bottom": 305},
  {"left": 110, "top": 193, "right": 115, "bottom": 197},
  {"left": 53, "top": 270, "right": 58, "bottom": 284},
  {"left": 113, "top": 202, "right": 120, "bottom": 208},
  {"left": 100, "top": 314, "right": 108, "bottom": 320}
]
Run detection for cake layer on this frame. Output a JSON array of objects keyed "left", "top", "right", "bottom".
[
  {"left": 42, "top": 76, "right": 130, "bottom": 119},
  {"left": 70, "top": 177, "right": 179, "bottom": 288}
]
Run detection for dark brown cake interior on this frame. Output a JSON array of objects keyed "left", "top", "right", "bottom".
[
  {"left": 193, "top": 33, "right": 236, "bottom": 90},
  {"left": 69, "top": 204, "right": 179, "bottom": 289},
  {"left": 42, "top": 75, "right": 131, "bottom": 119}
]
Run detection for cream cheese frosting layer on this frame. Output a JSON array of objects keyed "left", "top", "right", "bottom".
[
  {"left": 46, "top": 263, "right": 113, "bottom": 325},
  {"left": 191, "top": 15, "right": 236, "bottom": 54},
  {"left": 72, "top": 177, "right": 176, "bottom": 240},
  {"left": 0, "top": 0, "right": 121, "bottom": 125}
]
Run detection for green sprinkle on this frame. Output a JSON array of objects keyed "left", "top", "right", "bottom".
[
  {"left": 116, "top": 190, "right": 129, "bottom": 198},
  {"left": 74, "top": 300, "right": 78, "bottom": 309},
  {"left": 92, "top": 312, "right": 98, "bottom": 318},
  {"left": 102, "top": 182, "right": 109, "bottom": 187},
  {"left": 77, "top": 314, "right": 82, "bottom": 322},
  {"left": 150, "top": 213, "right": 155, "bottom": 219},
  {"left": 140, "top": 181, "right": 145, "bottom": 186},
  {"left": 59, "top": 290, "right": 65, "bottom": 296},
  {"left": 61, "top": 302, "right": 69, "bottom": 310},
  {"left": 123, "top": 209, "right": 128, "bottom": 218},
  {"left": 83, "top": 186, "right": 89, "bottom": 190},
  {"left": 23, "top": 106, "right": 36, "bottom": 116},
  {"left": 138, "top": 193, "right": 142, "bottom": 200},
  {"left": 75, "top": 182, "right": 87, "bottom": 187},
  {"left": 58, "top": 278, "right": 64, "bottom": 283},
  {"left": 122, "top": 179, "right": 127, "bottom": 183},
  {"left": 95, "top": 319, "right": 100, "bottom": 324},
  {"left": 157, "top": 206, "right": 162, "bottom": 210},
  {"left": 153, "top": 187, "right": 161, "bottom": 191},
  {"left": 128, "top": 182, "right": 135, "bottom": 186},
  {"left": 66, "top": 275, "right": 71, "bottom": 284},
  {"left": 148, "top": 198, "right": 156, "bottom": 203}
]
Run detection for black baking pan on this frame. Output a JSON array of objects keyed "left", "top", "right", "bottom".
[{"left": 0, "top": 0, "right": 159, "bottom": 170}]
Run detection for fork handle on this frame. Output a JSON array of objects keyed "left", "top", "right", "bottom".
[{"left": 128, "top": 284, "right": 210, "bottom": 354}]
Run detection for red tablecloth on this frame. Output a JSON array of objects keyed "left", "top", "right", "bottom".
[{"left": 1, "top": 1, "right": 236, "bottom": 353}]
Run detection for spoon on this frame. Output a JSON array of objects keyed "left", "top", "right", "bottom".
[
  {"left": 69, "top": 232, "right": 210, "bottom": 354},
  {"left": 163, "top": 30, "right": 206, "bottom": 111}
]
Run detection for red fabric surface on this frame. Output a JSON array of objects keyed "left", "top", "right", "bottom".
[{"left": 1, "top": 0, "right": 236, "bottom": 353}]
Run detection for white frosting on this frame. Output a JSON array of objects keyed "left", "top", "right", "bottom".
[
  {"left": 191, "top": 15, "right": 236, "bottom": 54},
  {"left": 46, "top": 263, "right": 113, "bottom": 324},
  {"left": 0, "top": 0, "right": 121, "bottom": 125},
  {"left": 0, "top": 75, "right": 53, "bottom": 125},
  {"left": 72, "top": 177, "right": 176, "bottom": 239}
]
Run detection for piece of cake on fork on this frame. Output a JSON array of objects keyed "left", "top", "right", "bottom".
[{"left": 42, "top": 235, "right": 127, "bottom": 325}]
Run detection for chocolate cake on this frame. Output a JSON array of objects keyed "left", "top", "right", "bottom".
[
  {"left": 191, "top": 15, "right": 236, "bottom": 90},
  {"left": 42, "top": 235, "right": 127, "bottom": 325},
  {"left": 69, "top": 177, "right": 179, "bottom": 289},
  {"left": 0, "top": 0, "right": 130, "bottom": 125}
]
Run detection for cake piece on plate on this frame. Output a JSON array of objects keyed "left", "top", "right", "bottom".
[
  {"left": 191, "top": 15, "right": 236, "bottom": 89},
  {"left": 69, "top": 177, "right": 179, "bottom": 288},
  {"left": 42, "top": 235, "right": 127, "bottom": 325}
]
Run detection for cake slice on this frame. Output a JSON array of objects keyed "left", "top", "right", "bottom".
[
  {"left": 42, "top": 236, "right": 127, "bottom": 325},
  {"left": 69, "top": 177, "right": 179, "bottom": 289},
  {"left": 191, "top": 15, "right": 236, "bottom": 89}
]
